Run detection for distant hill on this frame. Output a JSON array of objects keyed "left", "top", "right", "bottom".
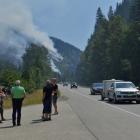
[{"left": 50, "top": 37, "right": 82, "bottom": 81}]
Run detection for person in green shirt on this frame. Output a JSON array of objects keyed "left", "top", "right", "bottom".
[{"left": 11, "top": 80, "right": 26, "bottom": 126}]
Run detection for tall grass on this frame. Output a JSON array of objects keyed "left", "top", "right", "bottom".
[
  {"left": 4, "top": 90, "right": 43, "bottom": 109},
  {"left": 4, "top": 90, "right": 61, "bottom": 109}
]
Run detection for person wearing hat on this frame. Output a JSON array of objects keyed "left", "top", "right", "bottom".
[{"left": 11, "top": 80, "right": 26, "bottom": 126}]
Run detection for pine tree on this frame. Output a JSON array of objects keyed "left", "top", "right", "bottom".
[
  {"left": 95, "top": 7, "right": 105, "bottom": 31},
  {"left": 108, "top": 6, "right": 114, "bottom": 20},
  {"left": 130, "top": 0, "right": 140, "bottom": 22},
  {"left": 22, "top": 43, "right": 52, "bottom": 89},
  {"left": 76, "top": 7, "right": 109, "bottom": 84},
  {"left": 115, "top": 0, "right": 130, "bottom": 22},
  {"left": 76, "top": 1, "right": 140, "bottom": 85}
]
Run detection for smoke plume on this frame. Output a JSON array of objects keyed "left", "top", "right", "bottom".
[{"left": 0, "top": 0, "right": 59, "bottom": 64}]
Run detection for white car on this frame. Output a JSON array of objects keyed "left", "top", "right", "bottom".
[{"left": 101, "top": 80, "right": 140, "bottom": 104}]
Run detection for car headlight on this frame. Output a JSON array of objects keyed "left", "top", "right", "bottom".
[{"left": 136, "top": 91, "right": 140, "bottom": 95}]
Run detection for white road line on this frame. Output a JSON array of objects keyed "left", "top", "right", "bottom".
[{"left": 69, "top": 88, "right": 140, "bottom": 119}]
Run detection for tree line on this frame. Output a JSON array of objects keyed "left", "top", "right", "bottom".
[
  {"left": 0, "top": 43, "right": 53, "bottom": 93},
  {"left": 76, "top": 0, "right": 140, "bottom": 86}
]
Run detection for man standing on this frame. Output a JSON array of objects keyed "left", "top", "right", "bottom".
[
  {"left": 52, "top": 78, "right": 59, "bottom": 115},
  {"left": 42, "top": 80, "right": 53, "bottom": 121},
  {"left": 11, "top": 80, "right": 26, "bottom": 126}
]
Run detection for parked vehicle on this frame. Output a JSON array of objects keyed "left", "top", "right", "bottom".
[
  {"left": 101, "top": 79, "right": 122, "bottom": 101},
  {"left": 90, "top": 83, "right": 103, "bottom": 95},
  {"left": 63, "top": 82, "right": 68, "bottom": 86},
  {"left": 71, "top": 82, "right": 78, "bottom": 89},
  {"left": 101, "top": 79, "right": 140, "bottom": 104}
]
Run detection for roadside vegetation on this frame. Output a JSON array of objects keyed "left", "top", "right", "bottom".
[
  {"left": 4, "top": 90, "right": 43, "bottom": 109},
  {"left": 76, "top": 0, "right": 140, "bottom": 86},
  {"left": 4, "top": 90, "right": 62, "bottom": 109},
  {"left": 0, "top": 43, "right": 53, "bottom": 93}
]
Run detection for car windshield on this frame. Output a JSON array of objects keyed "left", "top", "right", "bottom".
[
  {"left": 116, "top": 82, "right": 136, "bottom": 88},
  {"left": 93, "top": 83, "right": 103, "bottom": 88}
]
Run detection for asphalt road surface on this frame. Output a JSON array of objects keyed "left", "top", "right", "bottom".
[
  {"left": 1, "top": 86, "right": 140, "bottom": 140},
  {"left": 60, "top": 85, "right": 140, "bottom": 140}
]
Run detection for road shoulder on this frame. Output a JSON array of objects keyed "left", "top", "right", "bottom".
[{"left": 0, "top": 100, "right": 96, "bottom": 140}]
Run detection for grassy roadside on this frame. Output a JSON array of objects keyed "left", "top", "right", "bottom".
[
  {"left": 4, "top": 90, "right": 43, "bottom": 109},
  {"left": 4, "top": 90, "right": 62, "bottom": 109}
]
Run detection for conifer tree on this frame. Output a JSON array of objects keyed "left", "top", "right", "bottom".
[{"left": 108, "top": 6, "right": 114, "bottom": 20}]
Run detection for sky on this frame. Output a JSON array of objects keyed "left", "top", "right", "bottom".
[{"left": 24, "top": 0, "right": 122, "bottom": 50}]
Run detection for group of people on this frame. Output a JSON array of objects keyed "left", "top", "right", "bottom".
[
  {"left": 42, "top": 78, "right": 58, "bottom": 121},
  {"left": 0, "top": 78, "right": 59, "bottom": 126}
]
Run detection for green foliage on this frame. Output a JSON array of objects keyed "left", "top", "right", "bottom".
[
  {"left": 22, "top": 43, "right": 53, "bottom": 92},
  {"left": 121, "top": 23, "right": 140, "bottom": 83},
  {"left": 4, "top": 90, "right": 43, "bottom": 109},
  {"left": 77, "top": 2, "right": 140, "bottom": 85},
  {"left": 0, "top": 43, "right": 53, "bottom": 93},
  {"left": 115, "top": 0, "right": 131, "bottom": 22},
  {"left": 0, "top": 68, "right": 20, "bottom": 86},
  {"left": 130, "top": 0, "right": 140, "bottom": 22},
  {"left": 108, "top": 6, "right": 114, "bottom": 20},
  {"left": 77, "top": 8, "right": 109, "bottom": 85}
]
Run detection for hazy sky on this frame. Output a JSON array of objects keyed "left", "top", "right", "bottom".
[{"left": 24, "top": 0, "right": 122, "bottom": 50}]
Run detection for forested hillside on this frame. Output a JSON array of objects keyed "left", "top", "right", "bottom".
[
  {"left": 76, "top": 0, "right": 140, "bottom": 85},
  {"left": 0, "top": 35, "right": 81, "bottom": 92},
  {"left": 51, "top": 37, "right": 82, "bottom": 81},
  {"left": 0, "top": 43, "right": 53, "bottom": 93}
]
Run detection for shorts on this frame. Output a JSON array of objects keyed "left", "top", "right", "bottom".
[
  {"left": 53, "top": 95, "right": 58, "bottom": 104},
  {"left": 43, "top": 100, "right": 52, "bottom": 114},
  {"left": 0, "top": 106, "right": 2, "bottom": 113}
]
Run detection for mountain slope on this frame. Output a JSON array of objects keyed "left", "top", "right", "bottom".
[
  {"left": 0, "top": 28, "right": 82, "bottom": 82},
  {"left": 50, "top": 37, "right": 82, "bottom": 81}
]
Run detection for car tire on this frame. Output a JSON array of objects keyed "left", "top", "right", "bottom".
[
  {"left": 108, "top": 93, "right": 112, "bottom": 102},
  {"left": 136, "top": 100, "right": 140, "bottom": 104},
  {"left": 108, "top": 98, "right": 112, "bottom": 102}
]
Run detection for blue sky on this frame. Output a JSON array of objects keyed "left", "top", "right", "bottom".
[{"left": 24, "top": 0, "right": 122, "bottom": 50}]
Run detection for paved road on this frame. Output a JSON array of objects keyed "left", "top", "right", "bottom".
[
  {"left": 1, "top": 86, "right": 140, "bottom": 140},
  {"left": 0, "top": 89, "right": 95, "bottom": 140},
  {"left": 60, "top": 86, "right": 140, "bottom": 140}
]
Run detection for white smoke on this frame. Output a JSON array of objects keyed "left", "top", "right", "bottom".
[
  {"left": 50, "top": 59, "right": 61, "bottom": 74},
  {"left": 0, "top": 0, "right": 59, "bottom": 63}
]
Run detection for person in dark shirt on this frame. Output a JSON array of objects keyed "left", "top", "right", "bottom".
[
  {"left": 52, "top": 78, "right": 59, "bottom": 115},
  {"left": 42, "top": 80, "right": 53, "bottom": 121}
]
